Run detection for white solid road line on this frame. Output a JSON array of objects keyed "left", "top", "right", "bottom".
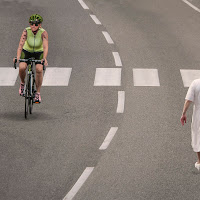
[
  {"left": 0, "top": 68, "right": 18, "bottom": 86},
  {"left": 133, "top": 68, "right": 160, "bottom": 86},
  {"left": 112, "top": 52, "right": 122, "bottom": 67},
  {"left": 42, "top": 68, "right": 72, "bottom": 86},
  {"left": 180, "top": 69, "right": 200, "bottom": 87},
  {"left": 63, "top": 167, "right": 94, "bottom": 200},
  {"left": 78, "top": 0, "right": 89, "bottom": 9},
  {"left": 94, "top": 68, "right": 121, "bottom": 86},
  {"left": 90, "top": 15, "right": 102, "bottom": 25},
  {"left": 182, "top": 0, "right": 200, "bottom": 13},
  {"left": 99, "top": 127, "right": 118, "bottom": 150},
  {"left": 102, "top": 31, "right": 114, "bottom": 44},
  {"left": 117, "top": 91, "right": 125, "bottom": 113}
]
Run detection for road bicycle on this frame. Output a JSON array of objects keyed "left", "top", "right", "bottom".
[{"left": 14, "top": 57, "right": 45, "bottom": 119}]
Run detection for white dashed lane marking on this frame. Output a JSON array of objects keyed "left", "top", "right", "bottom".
[
  {"left": 112, "top": 52, "right": 122, "bottom": 67},
  {"left": 133, "top": 68, "right": 160, "bottom": 86},
  {"left": 102, "top": 31, "right": 114, "bottom": 44},
  {"left": 94, "top": 68, "right": 121, "bottom": 86},
  {"left": 180, "top": 69, "right": 200, "bottom": 87},
  {"left": 42, "top": 68, "right": 72, "bottom": 86},
  {"left": 90, "top": 15, "right": 101, "bottom": 25},
  {"left": 63, "top": 167, "right": 94, "bottom": 200},
  {"left": 117, "top": 91, "right": 125, "bottom": 113},
  {"left": 182, "top": 0, "right": 200, "bottom": 13},
  {"left": 99, "top": 127, "right": 118, "bottom": 150},
  {"left": 78, "top": 0, "right": 89, "bottom": 9},
  {"left": 0, "top": 68, "right": 18, "bottom": 86}
]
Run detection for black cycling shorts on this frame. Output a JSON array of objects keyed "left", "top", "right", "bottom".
[{"left": 20, "top": 49, "right": 43, "bottom": 64}]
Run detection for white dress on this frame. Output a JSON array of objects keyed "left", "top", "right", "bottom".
[{"left": 186, "top": 79, "right": 200, "bottom": 152}]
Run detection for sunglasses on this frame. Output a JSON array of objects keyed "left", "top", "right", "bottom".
[{"left": 30, "top": 21, "right": 39, "bottom": 26}]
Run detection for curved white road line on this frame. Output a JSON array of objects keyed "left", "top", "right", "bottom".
[
  {"left": 63, "top": 167, "right": 94, "bottom": 200},
  {"left": 99, "top": 127, "right": 118, "bottom": 150},
  {"left": 78, "top": 0, "right": 89, "bottom": 9},
  {"left": 102, "top": 31, "right": 114, "bottom": 44},
  {"left": 117, "top": 91, "right": 125, "bottom": 113},
  {"left": 182, "top": 0, "right": 200, "bottom": 12},
  {"left": 90, "top": 15, "right": 102, "bottom": 25},
  {"left": 112, "top": 52, "right": 122, "bottom": 67}
]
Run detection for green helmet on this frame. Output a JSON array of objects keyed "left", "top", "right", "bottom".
[{"left": 29, "top": 14, "right": 43, "bottom": 23}]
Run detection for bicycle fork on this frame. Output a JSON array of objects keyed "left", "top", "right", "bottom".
[
  {"left": 29, "top": 72, "right": 32, "bottom": 96},
  {"left": 27, "top": 64, "right": 34, "bottom": 98}
]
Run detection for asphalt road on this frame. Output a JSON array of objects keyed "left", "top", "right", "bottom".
[{"left": 1, "top": 0, "right": 200, "bottom": 199}]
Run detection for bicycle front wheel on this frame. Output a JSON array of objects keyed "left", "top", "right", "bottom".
[
  {"left": 25, "top": 84, "right": 28, "bottom": 119},
  {"left": 29, "top": 97, "right": 32, "bottom": 114},
  {"left": 29, "top": 75, "right": 33, "bottom": 114}
]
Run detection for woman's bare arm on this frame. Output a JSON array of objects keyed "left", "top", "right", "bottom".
[
  {"left": 180, "top": 100, "right": 192, "bottom": 125},
  {"left": 42, "top": 31, "right": 48, "bottom": 59},
  {"left": 17, "top": 29, "right": 27, "bottom": 59}
]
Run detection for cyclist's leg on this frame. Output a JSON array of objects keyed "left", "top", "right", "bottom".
[
  {"left": 19, "top": 50, "right": 28, "bottom": 95},
  {"left": 19, "top": 62, "right": 27, "bottom": 84},
  {"left": 19, "top": 49, "right": 28, "bottom": 83},
  {"left": 35, "top": 63, "right": 43, "bottom": 93},
  {"left": 35, "top": 52, "right": 44, "bottom": 93},
  {"left": 19, "top": 62, "right": 27, "bottom": 95}
]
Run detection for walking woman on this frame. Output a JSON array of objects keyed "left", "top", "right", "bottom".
[{"left": 181, "top": 79, "right": 200, "bottom": 171}]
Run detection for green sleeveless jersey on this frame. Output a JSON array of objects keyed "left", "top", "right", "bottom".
[{"left": 23, "top": 27, "right": 45, "bottom": 53}]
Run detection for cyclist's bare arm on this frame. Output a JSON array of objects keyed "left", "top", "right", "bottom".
[
  {"left": 41, "top": 31, "right": 48, "bottom": 65},
  {"left": 16, "top": 29, "right": 27, "bottom": 61}
]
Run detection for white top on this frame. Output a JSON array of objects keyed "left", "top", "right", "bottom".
[{"left": 185, "top": 79, "right": 200, "bottom": 152}]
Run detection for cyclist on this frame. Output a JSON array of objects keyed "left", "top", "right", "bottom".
[{"left": 13, "top": 14, "right": 48, "bottom": 103}]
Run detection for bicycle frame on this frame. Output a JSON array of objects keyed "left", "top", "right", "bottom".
[{"left": 26, "top": 62, "right": 35, "bottom": 98}]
